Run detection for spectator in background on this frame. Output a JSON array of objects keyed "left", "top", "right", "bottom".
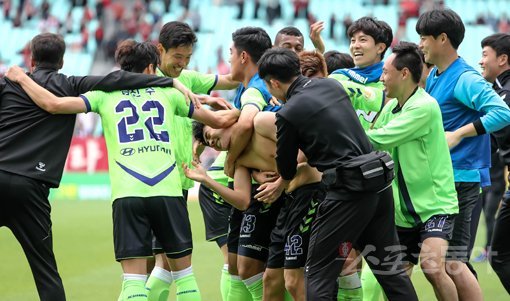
[
  {"left": 236, "top": 0, "right": 244, "bottom": 19},
  {"left": 80, "top": 24, "right": 89, "bottom": 52},
  {"left": 253, "top": 0, "right": 260, "bottom": 19},
  {"left": 3, "top": 0, "right": 11, "bottom": 19},
  {"left": 343, "top": 14, "right": 352, "bottom": 42},
  {"left": 292, "top": 0, "right": 309, "bottom": 19},
  {"left": 266, "top": 0, "right": 281, "bottom": 26},
  {"left": 499, "top": 14, "right": 510, "bottom": 33},
  {"left": 41, "top": 0, "right": 49, "bottom": 20},
  {"left": 329, "top": 13, "right": 336, "bottom": 40},
  {"left": 323, "top": 50, "right": 354, "bottom": 74},
  {"left": 188, "top": 8, "right": 201, "bottom": 32},
  {"left": 65, "top": 10, "right": 73, "bottom": 34},
  {"left": 95, "top": 21, "right": 104, "bottom": 49}
]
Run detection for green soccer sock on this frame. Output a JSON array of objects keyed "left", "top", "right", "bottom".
[
  {"left": 227, "top": 275, "right": 253, "bottom": 301},
  {"left": 172, "top": 266, "right": 202, "bottom": 301},
  {"left": 122, "top": 274, "right": 148, "bottom": 301},
  {"left": 284, "top": 290, "right": 294, "bottom": 301},
  {"left": 361, "top": 267, "right": 385, "bottom": 301},
  {"left": 220, "top": 264, "right": 230, "bottom": 301},
  {"left": 146, "top": 266, "right": 173, "bottom": 301},
  {"left": 337, "top": 272, "right": 362, "bottom": 301},
  {"left": 243, "top": 272, "right": 263, "bottom": 301}
]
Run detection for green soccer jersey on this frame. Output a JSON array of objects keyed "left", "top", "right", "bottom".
[
  {"left": 157, "top": 68, "right": 217, "bottom": 190},
  {"left": 329, "top": 73, "right": 385, "bottom": 130},
  {"left": 367, "top": 88, "right": 459, "bottom": 228},
  {"left": 82, "top": 87, "right": 191, "bottom": 201},
  {"left": 208, "top": 151, "right": 230, "bottom": 187}
]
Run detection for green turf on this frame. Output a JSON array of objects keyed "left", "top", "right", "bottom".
[{"left": 0, "top": 200, "right": 506, "bottom": 300}]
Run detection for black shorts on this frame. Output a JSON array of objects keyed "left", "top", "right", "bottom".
[
  {"left": 267, "top": 182, "right": 325, "bottom": 269},
  {"left": 227, "top": 183, "right": 284, "bottom": 262},
  {"left": 198, "top": 184, "right": 231, "bottom": 245},
  {"left": 447, "top": 182, "right": 480, "bottom": 262},
  {"left": 113, "top": 196, "right": 193, "bottom": 261},
  {"left": 227, "top": 206, "right": 243, "bottom": 254},
  {"left": 397, "top": 214, "right": 455, "bottom": 265},
  {"left": 153, "top": 190, "right": 189, "bottom": 254}
]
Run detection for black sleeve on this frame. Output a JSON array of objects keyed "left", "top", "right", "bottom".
[
  {"left": 276, "top": 113, "right": 299, "bottom": 181},
  {"left": 68, "top": 70, "right": 174, "bottom": 94},
  {"left": 0, "top": 78, "right": 5, "bottom": 92},
  {"left": 493, "top": 88, "right": 510, "bottom": 165}
]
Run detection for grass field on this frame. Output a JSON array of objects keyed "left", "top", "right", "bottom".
[{"left": 0, "top": 200, "right": 507, "bottom": 300}]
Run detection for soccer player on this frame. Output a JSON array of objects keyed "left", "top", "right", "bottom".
[
  {"left": 221, "top": 26, "right": 283, "bottom": 301},
  {"left": 0, "top": 33, "right": 186, "bottom": 301},
  {"left": 273, "top": 22, "right": 326, "bottom": 54},
  {"left": 186, "top": 112, "right": 323, "bottom": 301},
  {"left": 478, "top": 33, "right": 510, "bottom": 292},
  {"left": 367, "top": 42, "right": 459, "bottom": 301},
  {"left": 328, "top": 16, "right": 393, "bottom": 130},
  {"left": 149, "top": 21, "right": 239, "bottom": 301},
  {"left": 258, "top": 47, "right": 418, "bottom": 301},
  {"left": 417, "top": 9, "right": 510, "bottom": 300},
  {"left": 274, "top": 27, "right": 305, "bottom": 54},
  {"left": 6, "top": 41, "right": 239, "bottom": 301},
  {"left": 324, "top": 50, "right": 355, "bottom": 74},
  {"left": 299, "top": 50, "right": 328, "bottom": 78},
  {"left": 325, "top": 16, "right": 393, "bottom": 300}
]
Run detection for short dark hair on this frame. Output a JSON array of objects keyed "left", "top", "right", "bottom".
[
  {"left": 30, "top": 33, "right": 66, "bottom": 69},
  {"left": 115, "top": 40, "right": 160, "bottom": 73},
  {"left": 416, "top": 9, "right": 465, "bottom": 49},
  {"left": 299, "top": 51, "right": 327, "bottom": 78},
  {"left": 258, "top": 48, "right": 301, "bottom": 83},
  {"left": 391, "top": 42, "right": 423, "bottom": 84},
  {"left": 324, "top": 50, "right": 355, "bottom": 74},
  {"left": 481, "top": 33, "right": 510, "bottom": 59},
  {"left": 347, "top": 17, "right": 393, "bottom": 59},
  {"left": 159, "top": 21, "right": 197, "bottom": 51},
  {"left": 276, "top": 26, "right": 303, "bottom": 38},
  {"left": 232, "top": 27, "right": 272, "bottom": 64},
  {"left": 192, "top": 121, "right": 207, "bottom": 146}
]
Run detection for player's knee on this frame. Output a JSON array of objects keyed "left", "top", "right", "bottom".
[
  {"left": 284, "top": 272, "right": 303, "bottom": 297},
  {"left": 263, "top": 269, "right": 284, "bottom": 290},
  {"left": 421, "top": 264, "right": 446, "bottom": 286}
]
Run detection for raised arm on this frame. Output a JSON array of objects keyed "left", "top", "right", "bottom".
[
  {"left": 6, "top": 66, "right": 86, "bottom": 114},
  {"left": 214, "top": 74, "right": 241, "bottom": 90},
  {"left": 224, "top": 105, "right": 259, "bottom": 177},
  {"left": 191, "top": 106, "right": 240, "bottom": 129},
  {"left": 68, "top": 70, "right": 174, "bottom": 95},
  {"left": 309, "top": 21, "right": 326, "bottom": 54}
]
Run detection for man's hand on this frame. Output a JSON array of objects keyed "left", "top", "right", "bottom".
[
  {"left": 254, "top": 176, "right": 287, "bottom": 204},
  {"left": 182, "top": 161, "right": 208, "bottom": 182},
  {"left": 446, "top": 131, "right": 462, "bottom": 149},
  {"left": 192, "top": 140, "right": 205, "bottom": 164},
  {"left": 173, "top": 78, "right": 201, "bottom": 108},
  {"left": 251, "top": 170, "right": 279, "bottom": 184},
  {"left": 198, "top": 95, "right": 233, "bottom": 110},
  {"left": 5, "top": 65, "right": 28, "bottom": 83},
  {"left": 269, "top": 96, "right": 281, "bottom": 107},
  {"left": 309, "top": 21, "right": 326, "bottom": 53}
]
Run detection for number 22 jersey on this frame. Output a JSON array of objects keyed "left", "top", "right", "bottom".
[{"left": 81, "top": 87, "right": 192, "bottom": 201}]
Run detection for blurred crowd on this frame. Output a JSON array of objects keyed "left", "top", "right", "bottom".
[{"left": 1, "top": 0, "right": 510, "bottom": 141}]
